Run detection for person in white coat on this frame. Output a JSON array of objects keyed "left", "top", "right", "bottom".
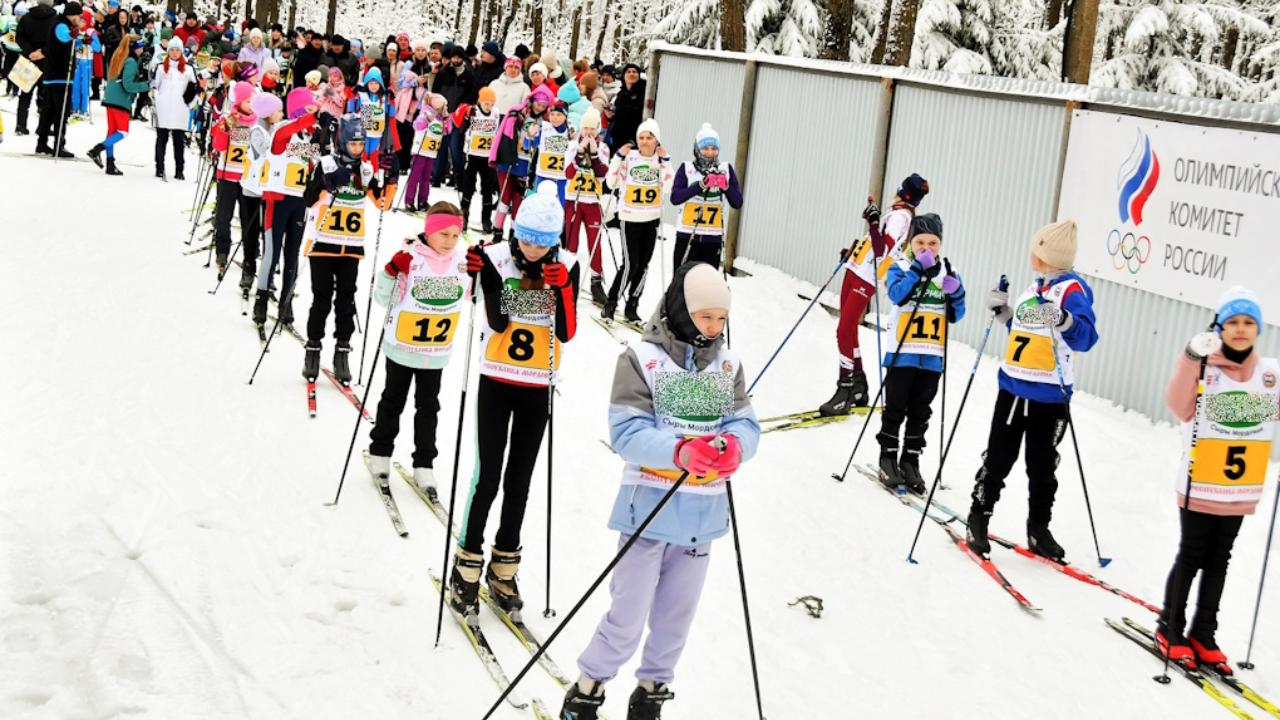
[
  {"left": 488, "top": 56, "right": 529, "bottom": 116},
  {"left": 151, "top": 37, "right": 196, "bottom": 179}
]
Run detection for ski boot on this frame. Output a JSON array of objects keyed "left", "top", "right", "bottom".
[
  {"left": 156, "top": 167, "right": 165, "bottom": 180},
  {"left": 1155, "top": 622, "right": 1196, "bottom": 667},
  {"left": 450, "top": 549, "right": 484, "bottom": 620},
  {"left": 1027, "top": 521, "right": 1066, "bottom": 562},
  {"left": 627, "top": 682, "right": 674, "bottom": 720},
  {"left": 303, "top": 342, "right": 321, "bottom": 381},
  {"left": 600, "top": 296, "right": 617, "bottom": 321},
  {"left": 560, "top": 676, "right": 606, "bottom": 720},
  {"left": 412, "top": 467, "right": 436, "bottom": 494},
  {"left": 485, "top": 547, "right": 524, "bottom": 615},
  {"left": 367, "top": 453, "right": 391, "bottom": 486},
  {"left": 333, "top": 342, "right": 353, "bottom": 385},
  {"left": 481, "top": 201, "right": 494, "bottom": 234},
  {"left": 105, "top": 158, "right": 123, "bottom": 176},
  {"left": 877, "top": 445, "right": 904, "bottom": 490},
  {"left": 87, "top": 143, "right": 105, "bottom": 168},
  {"left": 278, "top": 296, "right": 295, "bottom": 326},
  {"left": 819, "top": 369, "right": 868, "bottom": 417},
  {"left": 899, "top": 438, "right": 927, "bottom": 496},
  {"left": 460, "top": 201, "right": 471, "bottom": 228},
  {"left": 175, "top": 168, "right": 185, "bottom": 181},
  {"left": 590, "top": 275, "right": 607, "bottom": 306},
  {"left": 215, "top": 252, "right": 229, "bottom": 280},
  {"left": 965, "top": 510, "right": 992, "bottom": 556},
  {"left": 1188, "top": 630, "right": 1229, "bottom": 668},
  {"left": 238, "top": 268, "right": 255, "bottom": 293},
  {"left": 623, "top": 296, "right": 642, "bottom": 324},
  {"left": 252, "top": 290, "right": 270, "bottom": 326}
]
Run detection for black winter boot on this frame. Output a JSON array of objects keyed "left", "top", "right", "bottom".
[
  {"left": 600, "top": 295, "right": 616, "bottom": 320},
  {"left": 156, "top": 167, "right": 166, "bottom": 180},
  {"left": 966, "top": 510, "right": 992, "bottom": 556},
  {"left": 1028, "top": 521, "right": 1066, "bottom": 562},
  {"left": 627, "top": 682, "right": 674, "bottom": 720},
  {"left": 87, "top": 143, "right": 105, "bottom": 168},
  {"left": 899, "top": 436, "right": 927, "bottom": 495},
  {"left": 333, "top": 342, "right": 353, "bottom": 384},
  {"left": 279, "top": 296, "right": 294, "bottom": 325},
  {"left": 590, "top": 276, "right": 607, "bottom": 306},
  {"left": 819, "top": 374, "right": 857, "bottom": 417},
  {"left": 105, "top": 158, "right": 123, "bottom": 176},
  {"left": 481, "top": 202, "right": 494, "bottom": 234},
  {"left": 623, "top": 296, "right": 641, "bottom": 324},
  {"left": 560, "top": 677, "right": 605, "bottom": 720},
  {"left": 877, "top": 444, "right": 904, "bottom": 490},
  {"left": 253, "top": 290, "right": 270, "bottom": 325},
  {"left": 303, "top": 342, "right": 321, "bottom": 381}
]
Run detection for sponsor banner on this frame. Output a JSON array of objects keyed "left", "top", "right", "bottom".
[{"left": 1058, "top": 110, "right": 1280, "bottom": 319}]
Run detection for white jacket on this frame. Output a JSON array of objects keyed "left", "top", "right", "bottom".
[
  {"left": 152, "top": 60, "right": 197, "bottom": 131},
  {"left": 489, "top": 73, "right": 529, "bottom": 116}
]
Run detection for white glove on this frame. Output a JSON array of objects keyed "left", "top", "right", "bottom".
[
  {"left": 989, "top": 284, "right": 1012, "bottom": 324},
  {"left": 320, "top": 155, "right": 338, "bottom": 174},
  {"left": 1186, "top": 331, "right": 1223, "bottom": 360}
]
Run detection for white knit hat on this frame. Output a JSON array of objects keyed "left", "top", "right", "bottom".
[
  {"left": 684, "top": 263, "right": 730, "bottom": 313},
  {"left": 694, "top": 122, "right": 719, "bottom": 150},
  {"left": 514, "top": 181, "right": 565, "bottom": 247},
  {"left": 529, "top": 62, "right": 548, "bottom": 77},
  {"left": 1031, "top": 219, "right": 1077, "bottom": 270},
  {"left": 580, "top": 107, "right": 601, "bottom": 130},
  {"left": 637, "top": 118, "right": 661, "bottom": 145},
  {"left": 167, "top": 37, "right": 183, "bottom": 51}
]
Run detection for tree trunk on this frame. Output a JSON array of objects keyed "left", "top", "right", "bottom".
[
  {"left": 484, "top": 0, "right": 497, "bottom": 41},
  {"left": 287, "top": 0, "right": 295, "bottom": 29},
  {"left": 533, "top": 0, "right": 543, "bottom": 54},
  {"left": 870, "top": 0, "right": 894, "bottom": 64},
  {"left": 887, "top": 0, "right": 919, "bottom": 66},
  {"left": 1046, "top": 0, "right": 1064, "bottom": 29},
  {"left": 1062, "top": 0, "right": 1099, "bottom": 84},
  {"left": 499, "top": 0, "right": 520, "bottom": 45},
  {"left": 821, "top": 0, "right": 854, "bottom": 60},
  {"left": 244, "top": 0, "right": 253, "bottom": 23},
  {"left": 166, "top": 0, "right": 178, "bottom": 15},
  {"left": 468, "top": 0, "right": 483, "bottom": 45},
  {"left": 611, "top": 18, "right": 621, "bottom": 58},
  {"left": 1220, "top": 27, "right": 1239, "bottom": 72},
  {"left": 720, "top": 0, "right": 746, "bottom": 51},
  {"left": 324, "top": 0, "right": 336, "bottom": 35},
  {"left": 254, "top": 0, "right": 271, "bottom": 28},
  {"left": 454, "top": 0, "right": 465, "bottom": 35},
  {"left": 568, "top": 5, "right": 582, "bottom": 58},
  {"left": 594, "top": 0, "right": 609, "bottom": 60}
]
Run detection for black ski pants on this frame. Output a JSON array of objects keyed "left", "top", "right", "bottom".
[
  {"left": 369, "top": 360, "right": 443, "bottom": 469},
  {"left": 261, "top": 194, "right": 307, "bottom": 295},
  {"left": 1161, "top": 508, "right": 1244, "bottom": 639},
  {"left": 673, "top": 231, "right": 723, "bottom": 270},
  {"left": 213, "top": 180, "right": 261, "bottom": 263},
  {"left": 155, "top": 129, "right": 186, "bottom": 174},
  {"left": 36, "top": 81, "right": 70, "bottom": 148},
  {"left": 877, "top": 366, "right": 941, "bottom": 453},
  {"left": 607, "top": 218, "right": 659, "bottom": 306},
  {"left": 969, "top": 389, "right": 1068, "bottom": 525},
  {"left": 305, "top": 254, "right": 359, "bottom": 345},
  {"left": 460, "top": 376, "right": 550, "bottom": 554},
  {"left": 16, "top": 85, "right": 34, "bottom": 129},
  {"left": 461, "top": 155, "right": 497, "bottom": 215}
]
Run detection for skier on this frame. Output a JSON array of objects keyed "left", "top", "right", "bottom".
[
  {"left": 530, "top": 98, "right": 573, "bottom": 205},
  {"left": 365, "top": 202, "right": 471, "bottom": 493},
  {"left": 457, "top": 85, "right": 501, "bottom": 233},
  {"left": 1155, "top": 286, "right": 1276, "bottom": 667},
  {"left": 965, "top": 219, "right": 1099, "bottom": 561},
  {"left": 347, "top": 66, "right": 396, "bottom": 174},
  {"left": 559, "top": 261, "right": 760, "bottom": 720},
  {"left": 450, "top": 180, "right": 579, "bottom": 618},
  {"left": 203, "top": 80, "right": 259, "bottom": 278},
  {"left": 563, "top": 106, "right": 610, "bottom": 305},
  {"left": 818, "top": 173, "right": 929, "bottom": 417},
  {"left": 404, "top": 92, "right": 449, "bottom": 213},
  {"left": 601, "top": 118, "right": 673, "bottom": 323},
  {"left": 301, "top": 113, "right": 389, "bottom": 383},
  {"left": 490, "top": 82, "right": 553, "bottom": 241},
  {"left": 668, "top": 123, "right": 742, "bottom": 270},
  {"left": 873, "top": 214, "right": 965, "bottom": 495}
]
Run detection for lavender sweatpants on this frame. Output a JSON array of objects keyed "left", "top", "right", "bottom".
[
  {"left": 577, "top": 535, "right": 712, "bottom": 685},
  {"left": 404, "top": 155, "right": 434, "bottom": 207}
]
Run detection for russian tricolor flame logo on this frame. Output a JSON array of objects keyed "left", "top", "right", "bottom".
[{"left": 1117, "top": 130, "right": 1160, "bottom": 226}]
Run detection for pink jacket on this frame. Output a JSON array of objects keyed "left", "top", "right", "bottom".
[{"left": 1166, "top": 349, "right": 1277, "bottom": 516}]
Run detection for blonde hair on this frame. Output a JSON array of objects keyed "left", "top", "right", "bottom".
[{"left": 108, "top": 34, "right": 138, "bottom": 81}]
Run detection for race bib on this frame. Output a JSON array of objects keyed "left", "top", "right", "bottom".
[
  {"left": 625, "top": 185, "right": 660, "bottom": 208},
  {"left": 285, "top": 162, "right": 309, "bottom": 190},
  {"left": 420, "top": 134, "right": 441, "bottom": 155},
  {"left": 484, "top": 321, "right": 558, "bottom": 371},
  {"left": 318, "top": 206, "right": 365, "bottom": 237},
  {"left": 395, "top": 311, "right": 461, "bottom": 348},
  {"left": 1004, "top": 331, "right": 1054, "bottom": 371},
  {"left": 227, "top": 144, "right": 249, "bottom": 172},
  {"left": 538, "top": 152, "right": 566, "bottom": 174},
  {"left": 1191, "top": 438, "right": 1270, "bottom": 487},
  {"left": 470, "top": 134, "right": 493, "bottom": 152},
  {"left": 258, "top": 159, "right": 271, "bottom": 185},
  {"left": 680, "top": 201, "right": 723, "bottom": 230},
  {"left": 570, "top": 172, "right": 600, "bottom": 196},
  {"left": 896, "top": 310, "right": 947, "bottom": 347}
]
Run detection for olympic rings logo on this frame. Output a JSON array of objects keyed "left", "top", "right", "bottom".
[{"left": 1106, "top": 229, "right": 1151, "bottom": 274}]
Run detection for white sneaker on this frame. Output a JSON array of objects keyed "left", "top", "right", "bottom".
[
  {"left": 414, "top": 468, "right": 436, "bottom": 493},
  {"left": 368, "top": 454, "right": 391, "bottom": 486}
]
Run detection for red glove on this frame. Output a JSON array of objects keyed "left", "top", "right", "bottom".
[
  {"left": 385, "top": 250, "right": 413, "bottom": 276},
  {"left": 466, "top": 245, "right": 485, "bottom": 273},
  {"left": 674, "top": 437, "right": 719, "bottom": 477},
  {"left": 708, "top": 434, "right": 741, "bottom": 476},
  {"left": 542, "top": 262, "right": 568, "bottom": 288}
]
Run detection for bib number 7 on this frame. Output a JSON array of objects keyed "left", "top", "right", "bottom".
[{"left": 1005, "top": 331, "right": 1054, "bottom": 370}]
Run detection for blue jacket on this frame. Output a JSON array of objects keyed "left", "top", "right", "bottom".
[
  {"left": 997, "top": 270, "right": 1099, "bottom": 403},
  {"left": 882, "top": 260, "right": 966, "bottom": 372},
  {"left": 606, "top": 312, "right": 760, "bottom": 546}
]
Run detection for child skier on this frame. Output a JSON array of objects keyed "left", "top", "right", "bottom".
[
  {"left": 204, "top": 80, "right": 261, "bottom": 279},
  {"left": 530, "top": 98, "right": 573, "bottom": 205},
  {"left": 450, "top": 180, "right": 579, "bottom": 618},
  {"left": 458, "top": 86, "right": 500, "bottom": 233},
  {"left": 404, "top": 93, "right": 449, "bottom": 213},
  {"left": 818, "top": 173, "right": 929, "bottom": 418},
  {"left": 348, "top": 66, "right": 396, "bottom": 174},
  {"left": 559, "top": 261, "right": 760, "bottom": 720},
  {"left": 965, "top": 219, "right": 1099, "bottom": 561},
  {"left": 1156, "top": 286, "right": 1277, "bottom": 667},
  {"left": 301, "top": 114, "right": 390, "bottom": 383},
  {"left": 563, "top": 106, "right": 610, "bottom": 305},
  {"left": 490, "top": 83, "right": 554, "bottom": 240},
  {"left": 365, "top": 202, "right": 471, "bottom": 493},
  {"left": 602, "top": 118, "right": 673, "bottom": 323},
  {"left": 669, "top": 123, "right": 742, "bottom": 270},
  {"left": 873, "top": 214, "right": 965, "bottom": 495}
]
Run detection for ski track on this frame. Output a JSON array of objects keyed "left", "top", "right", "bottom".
[{"left": 0, "top": 98, "right": 1275, "bottom": 719}]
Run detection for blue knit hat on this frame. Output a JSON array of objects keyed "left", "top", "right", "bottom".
[
  {"left": 898, "top": 173, "right": 929, "bottom": 207},
  {"left": 363, "top": 67, "right": 383, "bottom": 88},
  {"left": 1217, "top": 286, "right": 1263, "bottom": 335},
  {"left": 514, "top": 181, "right": 565, "bottom": 247}
]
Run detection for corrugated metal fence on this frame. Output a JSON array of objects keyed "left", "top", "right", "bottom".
[{"left": 649, "top": 44, "right": 1280, "bottom": 428}]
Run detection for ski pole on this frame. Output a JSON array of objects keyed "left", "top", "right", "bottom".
[
  {"left": 831, "top": 280, "right": 930, "bottom": 483},
  {"left": 479, "top": 466, "right": 698, "bottom": 720},
  {"left": 747, "top": 257, "right": 844, "bottom": 395},
  {"left": 52, "top": 38, "right": 76, "bottom": 164},
  {"left": 327, "top": 300, "right": 395, "bottom": 506},
  {"left": 208, "top": 237, "right": 242, "bottom": 295},
  {"left": 247, "top": 275, "right": 299, "bottom": 384},
  {"left": 543, "top": 296, "right": 557, "bottom": 619},
  {"left": 435, "top": 270, "right": 480, "bottom": 646},
  {"left": 1043, "top": 281, "right": 1110, "bottom": 568},
  {"left": 725, "top": 480, "right": 766, "bottom": 720},
  {"left": 938, "top": 261, "right": 954, "bottom": 491},
  {"left": 357, "top": 169, "right": 389, "bottom": 386},
  {"left": 1239, "top": 471, "right": 1280, "bottom": 670},
  {"left": 906, "top": 276, "right": 1007, "bottom": 563},
  {"left": 189, "top": 148, "right": 226, "bottom": 245},
  {"left": 1182, "top": 315, "right": 1220, "bottom": 510}
]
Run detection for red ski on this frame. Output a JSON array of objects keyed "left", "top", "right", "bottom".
[
  {"left": 307, "top": 380, "right": 317, "bottom": 418},
  {"left": 322, "top": 367, "right": 375, "bottom": 424}
]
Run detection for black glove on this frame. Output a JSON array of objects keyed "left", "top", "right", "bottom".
[{"left": 861, "top": 199, "right": 881, "bottom": 226}]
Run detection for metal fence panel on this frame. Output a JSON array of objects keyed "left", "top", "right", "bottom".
[
  {"left": 652, "top": 53, "right": 746, "bottom": 226},
  {"left": 735, "top": 66, "right": 884, "bottom": 287}
]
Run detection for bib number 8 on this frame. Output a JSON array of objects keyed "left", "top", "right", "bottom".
[
  {"left": 485, "top": 321, "right": 557, "bottom": 370},
  {"left": 627, "top": 186, "right": 660, "bottom": 207}
]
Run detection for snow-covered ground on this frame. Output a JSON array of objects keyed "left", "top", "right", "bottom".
[{"left": 1, "top": 100, "right": 1276, "bottom": 720}]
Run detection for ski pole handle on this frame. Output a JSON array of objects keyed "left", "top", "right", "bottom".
[{"left": 998, "top": 274, "right": 1009, "bottom": 293}]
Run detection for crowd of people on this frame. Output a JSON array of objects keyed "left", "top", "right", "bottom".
[{"left": 3, "top": 8, "right": 1276, "bottom": 719}]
